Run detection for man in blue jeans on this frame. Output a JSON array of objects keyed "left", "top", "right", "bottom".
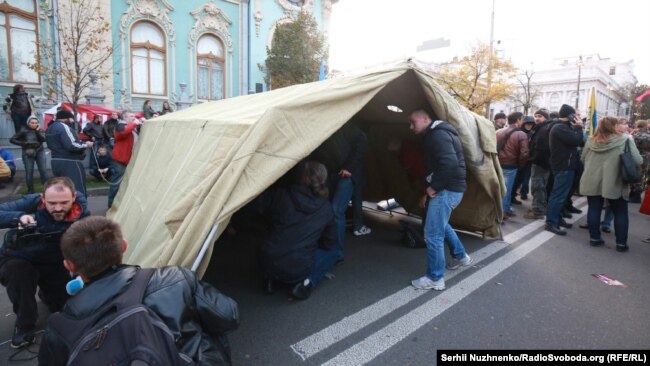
[
  {"left": 408, "top": 110, "right": 472, "bottom": 291},
  {"left": 310, "top": 123, "right": 368, "bottom": 261},
  {"left": 545, "top": 104, "right": 584, "bottom": 235}
]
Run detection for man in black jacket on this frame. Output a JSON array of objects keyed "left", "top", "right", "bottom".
[
  {"left": 407, "top": 110, "right": 472, "bottom": 291},
  {"left": 46, "top": 110, "right": 93, "bottom": 196},
  {"left": 525, "top": 109, "right": 552, "bottom": 219},
  {"left": 545, "top": 104, "right": 584, "bottom": 235},
  {"left": 38, "top": 216, "right": 239, "bottom": 365},
  {"left": 0, "top": 177, "right": 89, "bottom": 348}
]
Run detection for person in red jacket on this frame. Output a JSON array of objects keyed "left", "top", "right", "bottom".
[{"left": 108, "top": 111, "right": 142, "bottom": 208}]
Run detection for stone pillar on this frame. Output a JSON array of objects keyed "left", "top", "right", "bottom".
[
  {"left": 175, "top": 82, "right": 194, "bottom": 110},
  {"left": 0, "top": 92, "right": 13, "bottom": 147},
  {"left": 118, "top": 88, "right": 132, "bottom": 112},
  {"left": 84, "top": 71, "right": 106, "bottom": 105}
]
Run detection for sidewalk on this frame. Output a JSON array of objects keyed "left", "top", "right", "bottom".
[{"left": 0, "top": 171, "right": 109, "bottom": 203}]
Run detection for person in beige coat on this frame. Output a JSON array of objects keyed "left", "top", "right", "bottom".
[{"left": 580, "top": 116, "right": 642, "bottom": 252}]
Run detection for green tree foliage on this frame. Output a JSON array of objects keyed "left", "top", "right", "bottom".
[
  {"left": 261, "top": 11, "right": 327, "bottom": 89},
  {"left": 432, "top": 42, "right": 516, "bottom": 115}
]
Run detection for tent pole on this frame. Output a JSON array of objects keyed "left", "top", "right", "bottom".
[{"left": 191, "top": 223, "right": 220, "bottom": 272}]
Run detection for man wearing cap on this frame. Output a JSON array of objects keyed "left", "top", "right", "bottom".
[
  {"left": 545, "top": 104, "right": 584, "bottom": 235},
  {"left": 493, "top": 112, "right": 507, "bottom": 130},
  {"left": 525, "top": 109, "right": 552, "bottom": 219},
  {"left": 45, "top": 110, "right": 93, "bottom": 196}
]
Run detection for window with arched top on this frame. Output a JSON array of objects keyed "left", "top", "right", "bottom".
[
  {"left": 131, "top": 21, "right": 166, "bottom": 95},
  {"left": 549, "top": 92, "right": 561, "bottom": 112},
  {"left": 197, "top": 34, "right": 225, "bottom": 100},
  {"left": 0, "top": 0, "right": 38, "bottom": 83}
]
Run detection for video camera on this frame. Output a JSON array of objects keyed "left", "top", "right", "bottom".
[{"left": 1, "top": 222, "right": 63, "bottom": 252}]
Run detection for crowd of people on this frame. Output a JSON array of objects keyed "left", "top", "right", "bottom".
[
  {"left": 0, "top": 82, "right": 647, "bottom": 363},
  {"left": 495, "top": 104, "right": 647, "bottom": 252},
  {"left": 3, "top": 94, "right": 176, "bottom": 207}
]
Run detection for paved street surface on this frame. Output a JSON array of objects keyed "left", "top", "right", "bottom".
[{"left": 1, "top": 193, "right": 649, "bottom": 365}]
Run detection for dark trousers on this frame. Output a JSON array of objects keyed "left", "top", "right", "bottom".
[
  {"left": 0, "top": 258, "right": 70, "bottom": 329},
  {"left": 512, "top": 164, "right": 532, "bottom": 200},
  {"left": 51, "top": 158, "right": 86, "bottom": 196},
  {"left": 10, "top": 111, "right": 30, "bottom": 134},
  {"left": 108, "top": 161, "right": 127, "bottom": 208},
  {"left": 587, "top": 196, "right": 629, "bottom": 245}
]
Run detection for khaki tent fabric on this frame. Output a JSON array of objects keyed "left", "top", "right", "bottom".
[{"left": 108, "top": 61, "right": 505, "bottom": 276}]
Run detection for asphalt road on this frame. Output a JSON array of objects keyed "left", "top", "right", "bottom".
[{"left": 1, "top": 195, "right": 649, "bottom": 365}]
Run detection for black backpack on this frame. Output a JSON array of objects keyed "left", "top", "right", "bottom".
[
  {"left": 48, "top": 268, "right": 195, "bottom": 366},
  {"left": 399, "top": 220, "right": 426, "bottom": 248}
]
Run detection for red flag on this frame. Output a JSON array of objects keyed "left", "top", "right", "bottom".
[{"left": 636, "top": 89, "right": 650, "bottom": 103}]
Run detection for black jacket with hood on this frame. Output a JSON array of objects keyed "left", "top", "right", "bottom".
[
  {"left": 258, "top": 184, "right": 337, "bottom": 283},
  {"left": 422, "top": 120, "right": 467, "bottom": 193}
]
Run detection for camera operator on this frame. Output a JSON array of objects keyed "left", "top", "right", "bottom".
[{"left": 0, "top": 177, "right": 90, "bottom": 348}]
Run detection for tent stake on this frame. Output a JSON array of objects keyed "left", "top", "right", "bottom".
[{"left": 191, "top": 223, "right": 220, "bottom": 272}]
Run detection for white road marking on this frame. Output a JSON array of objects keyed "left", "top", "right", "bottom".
[
  {"left": 291, "top": 199, "right": 589, "bottom": 361},
  {"left": 291, "top": 239, "right": 509, "bottom": 360},
  {"left": 321, "top": 207, "right": 586, "bottom": 365}
]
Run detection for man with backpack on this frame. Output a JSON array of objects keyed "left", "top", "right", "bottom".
[
  {"left": 496, "top": 112, "right": 529, "bottom": 221},
  {"left": 38, "top": 216, "right": 239, "bottom": 365}
]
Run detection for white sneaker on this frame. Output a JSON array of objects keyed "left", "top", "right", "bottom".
[
  {"left": 353, "top": 225, "right": 372, "bottom": 236},
  {"left": 411, "top": 276, "right": 445, "bottom": 290},
  {"left": 446, "top": 254, "right": 473, "bottom": 270}
]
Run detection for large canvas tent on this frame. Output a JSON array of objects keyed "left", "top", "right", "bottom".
[{"left": 108, "top": 61, "right": 505, "bottom": 276}]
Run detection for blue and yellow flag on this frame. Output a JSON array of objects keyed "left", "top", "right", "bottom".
[{"left": 588, "top": 87, "right": 597, "bottom": 137}]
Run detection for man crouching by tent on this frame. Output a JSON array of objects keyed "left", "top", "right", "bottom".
[
  {"left": 257, "top": 161, "right": 339, "bottom": 300},
  {"left": 407, "top": 110, "right": 472, "bottom": 291}
]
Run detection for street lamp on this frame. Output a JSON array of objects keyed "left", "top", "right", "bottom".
[{"left": 575, "top": 55, "right": 583, "bottom": 109}]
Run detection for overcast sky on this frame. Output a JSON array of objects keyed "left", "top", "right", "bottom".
[{"left": 329, "top": 0, "right": 650, "bottom": 85}]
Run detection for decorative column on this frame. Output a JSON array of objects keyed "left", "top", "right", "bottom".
[
  {"left": 175, "top": 82, "right": 194, "bottom": 110},
  {"left": 118, "top": 89, "right": 132, "bottom": 111},
  {"left": 84, "top": 71, "right": 106, "bottom": 105}
]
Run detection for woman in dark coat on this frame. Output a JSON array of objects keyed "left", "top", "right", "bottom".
[
  {"left": 10, "top": 116, "right": 47, "bottom": 193},
  {"left": 258, "top": 161, "right": 339, "bottom": 300}
]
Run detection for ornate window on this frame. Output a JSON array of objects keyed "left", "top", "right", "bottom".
[
  {"left": 549, "top": 92, "right": 561, "bottom": 112},
  {"left": 130, "top": 21, "right": 166, "bottom": 95},
  {"left": 0, "top": 0, "right": 38, "bottom": 83},
  {"left": 197, "top": 34, "right": 224, "bottom": 100}
]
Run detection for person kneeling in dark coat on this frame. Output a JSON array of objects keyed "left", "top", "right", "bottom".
[{"left": 258, "top": 160, "right": 339, "bottom": 300}]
